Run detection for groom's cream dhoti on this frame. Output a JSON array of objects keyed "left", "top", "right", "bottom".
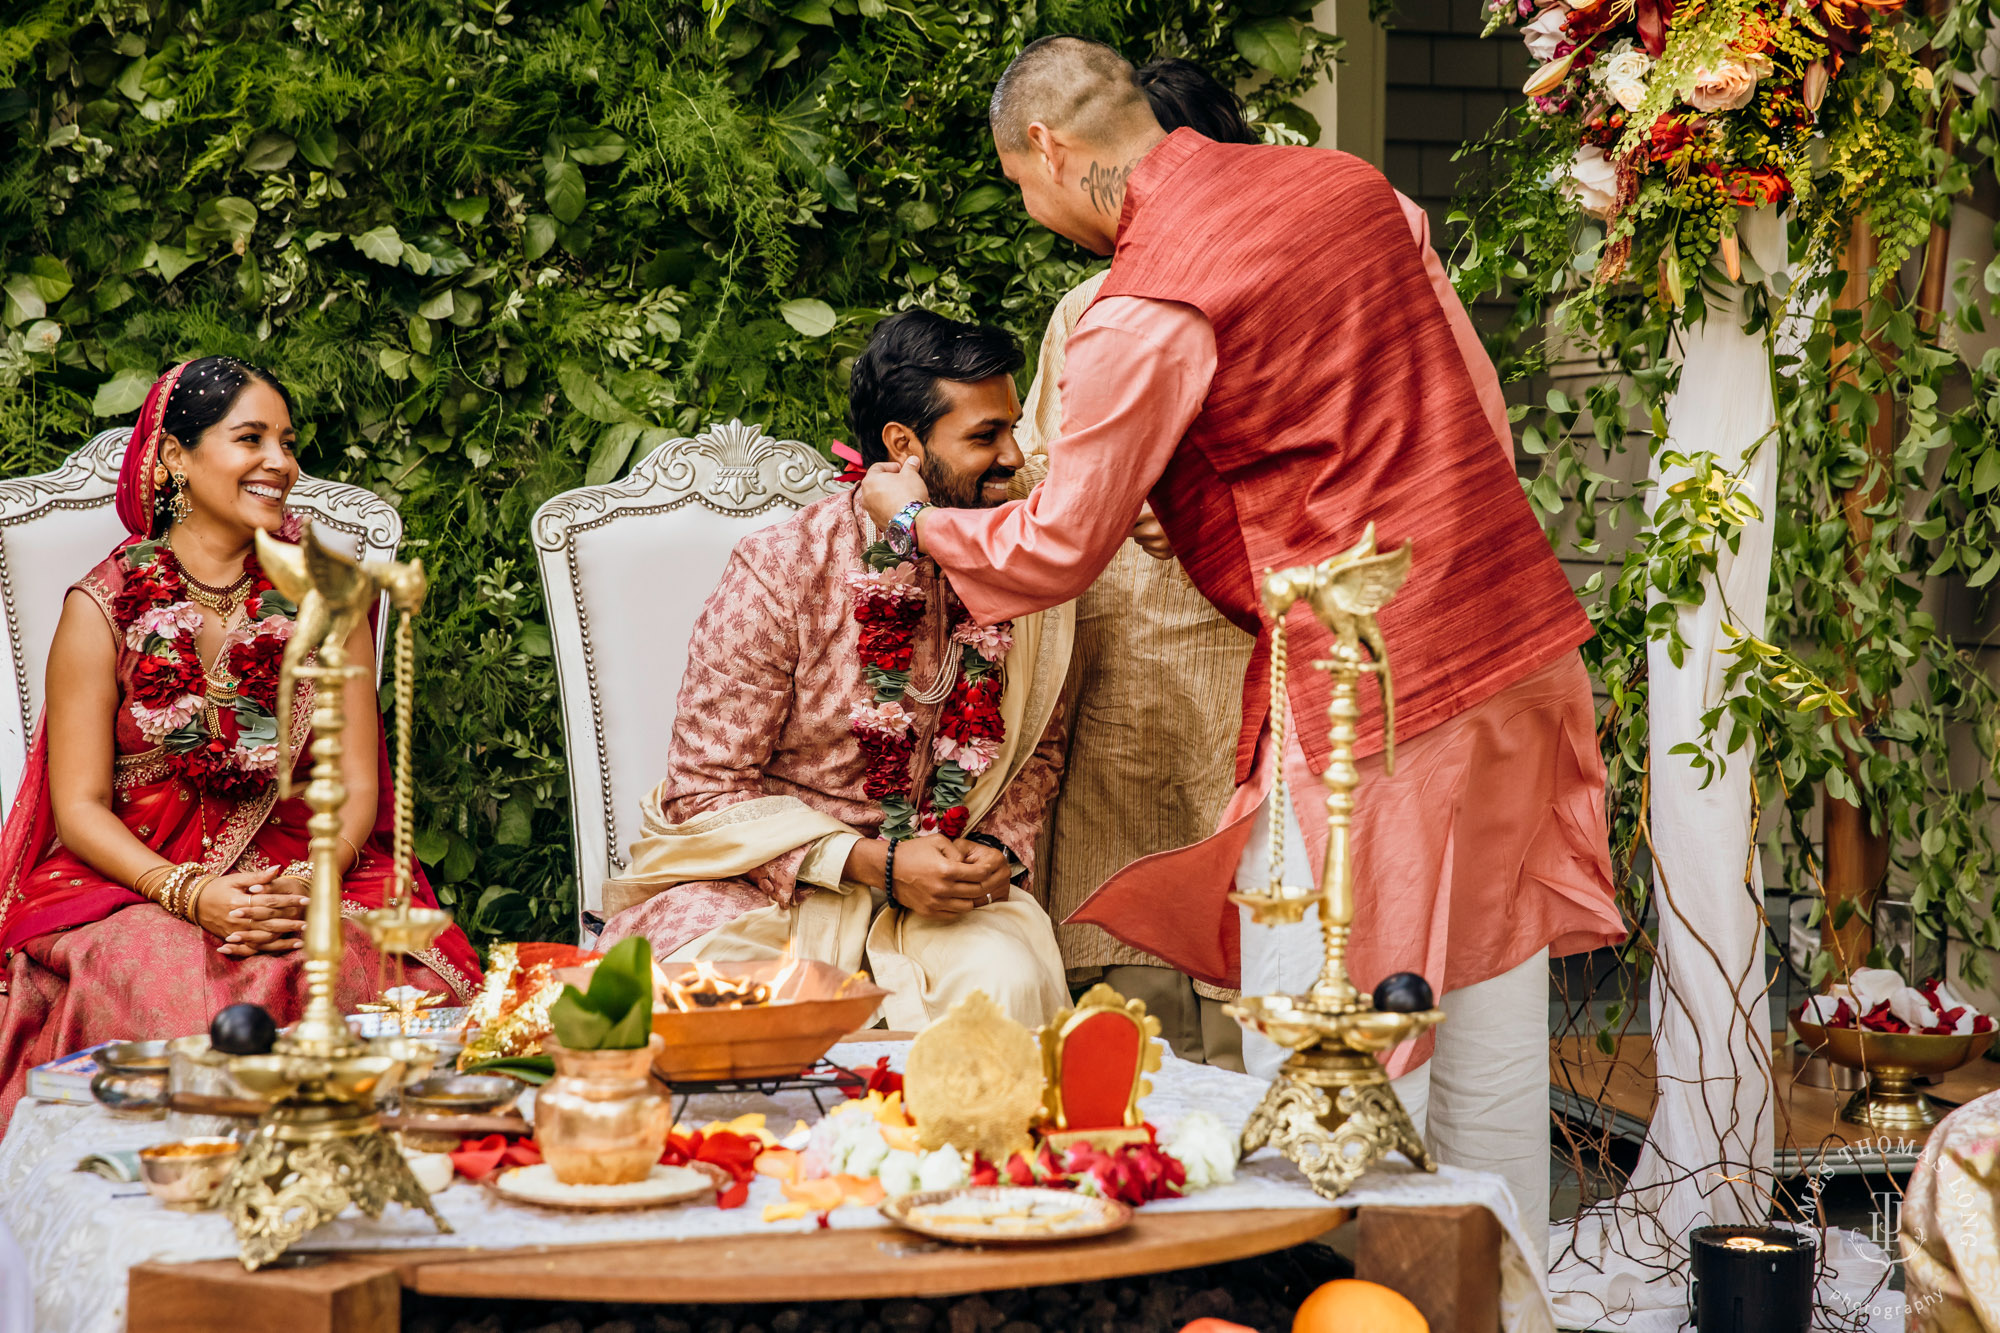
[{"left": 598, "top": 489, "right": 1073, "bottom": 1031}]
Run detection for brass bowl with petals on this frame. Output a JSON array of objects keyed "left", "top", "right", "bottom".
[{"left": 1791, "top": 1006, "right": 1993, "bottom": 1130}]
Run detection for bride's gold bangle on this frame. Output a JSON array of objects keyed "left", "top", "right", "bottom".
[{"left": 133, "top": 864, "right": 173, "bottom": 901}]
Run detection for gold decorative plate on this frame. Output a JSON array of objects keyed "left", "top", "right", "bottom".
[
  {"left": 880, "top": 1186, "right": 1132, "bottom": 1245},
  {"left": 492, "top": 1162, "right": 715, "bottom": 1212}
]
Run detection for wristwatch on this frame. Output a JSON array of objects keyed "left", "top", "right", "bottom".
[{"left": 884, "top": 501, "right": 929, "bottom": 559}]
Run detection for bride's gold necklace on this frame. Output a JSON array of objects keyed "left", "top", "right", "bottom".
[{"left": 181, "top": 565, "right": 254, "bottom": 616}]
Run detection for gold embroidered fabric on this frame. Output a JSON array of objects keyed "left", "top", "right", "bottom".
[{"left": 1014, "top": 273, "right": 1254, "bottom": 992}]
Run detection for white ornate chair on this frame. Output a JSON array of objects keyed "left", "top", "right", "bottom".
[
  {"left": 532, "top": 420, "right": 841, "bottom": 935},
  {"left": 0, "top": 428, "right": 402, "bottom": 816}
]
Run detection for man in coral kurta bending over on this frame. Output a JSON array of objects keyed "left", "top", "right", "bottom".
[
  {"left": 600, "top": 311, "right": 1073, "bottom": 1032},
  {"left": 858, "top": 36, "right": 1627, "bottom": 1226}
]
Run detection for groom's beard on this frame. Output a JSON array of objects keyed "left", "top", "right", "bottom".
[{"left": 920, "top": 453, "right": 1015, "bottom": 509}]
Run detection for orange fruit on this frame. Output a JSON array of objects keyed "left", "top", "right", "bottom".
[
  {"left": 1292, "top": 1280, "right": 1429, "bottom": 1333},
  {"left": 1179, "top": 1321, "right": 1258, "bottom": 1333}
]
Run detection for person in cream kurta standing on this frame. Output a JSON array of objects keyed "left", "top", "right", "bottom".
[{"left": 860, "top": 35, "right": 1627, "bottom": 1227}]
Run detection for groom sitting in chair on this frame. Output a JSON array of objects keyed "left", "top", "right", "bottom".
[{"left": 598, "top": 311, "right": 1074, "bottom": 1030}]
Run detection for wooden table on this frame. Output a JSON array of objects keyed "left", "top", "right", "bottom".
[
  {"left": 1552, "top": 1032, "right": 2000, "bottom": 1175},
  {"left": 126, "top": 1202, "right": 1508, "bottom": 1333}
]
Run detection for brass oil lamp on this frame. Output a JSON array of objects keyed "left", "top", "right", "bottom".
[
  {"left": 1225, "top": 523, "right": 1444, "bottom": 1199},
  {"left": 212, "top": 525, "right": 450, "bottom": 1268}
]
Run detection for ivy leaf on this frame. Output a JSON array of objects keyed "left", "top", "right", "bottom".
[
  {"left": 186, "top": 196, "right": 258, "bottom": 255},
  {"left": 1973, "top": 450, "right": 2000, "bottom": 495},
  {"left": 896, "top": 200, "right": 938, "bottom": 232},
  {"left": 92, "top": 367, "right": 154, "bottom": 416},
  {"left": 495, "top": 794, "right": 534, "bottom": 845},
  {"left": 352, "top": 225, "right": 403, "bottom": 265},
  {"left": 444, "top": 196, "right": 489, "bottom": 224},
  {"left": 563, "top": 129, "right": 627, "bottom": 165},
  {"left": 954, "top": 184, "right": 1007, "bottom": 216},
  {"left": 2, "top": 275, "right": 43, "bottom": 327},
  {"left": 418, "top": 290, "right": 455, "bottom": 321},
  {"left": 297, "top": 126, "right": 338, "bottom": 170},
  {"left": 779, "top": 297, "right": 838, "bottom": 337},
  {"left": 822, "top": 161, "right": 858, "bottom": 212},
  {"left": 525, "top": 213, "right": 557, "bottom": 261},
  {"left": 586, "top": 423, "right": 670, "bottom": 485},
  {"left": 1234, "top": 16, "right": 1303, "bottom": 77},
  {"left": 545, "top": 159, "right": 586, "bottom": 224},
  {"left": 241, "top": 132, "right": 296, "bottom": 172},
  {"left": 378, "top": 347, "right": 412, "bottom": 381},
  {"left": 409, "top": 315, "right": 435, "bottom": 355},
  {"left": 558, "top": 359, "right": 640, "bottom": 423},
  {"left": 790, "top": 0, "right": 835, "bottom": 23},
  {"left": 25, "top": 256, "right": 70, "bottom": 303}
]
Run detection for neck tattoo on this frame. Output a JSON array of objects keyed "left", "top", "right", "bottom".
[{"left": 1081, "top": 159, "right": 1134, "bottom": 216}]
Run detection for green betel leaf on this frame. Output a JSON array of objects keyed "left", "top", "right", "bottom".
[
  {"left": 549, "top": 987, "right": 615, "bottom": 1050},
  {"left": 602, "top": 995, "right": 654, "bottom": 1048},
  {"left": 92, "top": 367, "right": 154, "bottom": 417},
  {"left": 545, "top": 159, "right": 586, "bottom": 224}
]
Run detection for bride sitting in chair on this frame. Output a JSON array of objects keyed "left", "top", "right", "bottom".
[{"left": 0, "top": 358, "right": 480, "bottom": 1128}]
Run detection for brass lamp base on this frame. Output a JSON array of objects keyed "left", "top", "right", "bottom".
[
  {"left": 217, "top": 1100, "right": 448, "bottom": 1271},
  {"left": 1228, "top": 993, "right": 1443, "bottom": 1200}
]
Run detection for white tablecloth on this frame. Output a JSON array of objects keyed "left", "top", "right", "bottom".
[{"left": 0, "top": 1042, "right": 1553, "bottom": 1333}]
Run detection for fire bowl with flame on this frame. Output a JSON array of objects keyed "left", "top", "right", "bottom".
[{"left": 555, "top": 957, "right": 889, "bottom": 1083}]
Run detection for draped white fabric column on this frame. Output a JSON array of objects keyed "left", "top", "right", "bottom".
[{"left": 1546, "top": 210, "right": 1785, "bottom": 1330}]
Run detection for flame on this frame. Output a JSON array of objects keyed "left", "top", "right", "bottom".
[
  {"left": 663, "top": 958, "right": 773, "bottom": 1012},
  {"left": 1721, "top": 1235, "right": 1792, "bottom": 1253}
]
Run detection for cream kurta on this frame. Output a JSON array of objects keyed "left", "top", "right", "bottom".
[{"left": 598, "top": 490, "right": 1073, "bottom": 1031}]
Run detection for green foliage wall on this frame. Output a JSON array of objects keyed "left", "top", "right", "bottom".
[{"left": 0, "top": 0, "right": 1334, "bottom": 946}]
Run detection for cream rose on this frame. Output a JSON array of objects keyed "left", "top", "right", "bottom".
[
  {"left": 1686, "top": 53, "right": 1773, "bottom": 113},
  {"left": 1522, "top": 6, "right": 1569, "bottom": 60},
  {"left": 1597, "top": 48, "right": 1652, "bottom": 111},
  {"left": 1563, "top": 145, "right": 1620, "bottom": 219}
]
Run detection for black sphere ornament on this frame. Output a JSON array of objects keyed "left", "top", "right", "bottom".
[
  {"left": 209, "top": 1001, "right": 278, "bottom": 1055},
  {"left": 1372, "top": 972, "right": 1435, "bottom": 1014}
]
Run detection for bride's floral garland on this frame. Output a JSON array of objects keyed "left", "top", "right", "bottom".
[
  {"left": 111, "top": 536, "right": 299, "bottom": 798},
  {"left": 847, "top": 539, "right": 1010, "bottom": 842}
]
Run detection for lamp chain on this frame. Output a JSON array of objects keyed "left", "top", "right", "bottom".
[
  {"left": 393, "top": 607, "right": 415, "bottom": 910},
  {"left": 1266, "top": 609, "right": 1289, "bottom": 895}
]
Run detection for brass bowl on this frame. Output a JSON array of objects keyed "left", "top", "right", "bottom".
[
  {"left": 228, "top": 1052, "right": 404, "bottom": 1105},
  {"left": 90, "top": 1039, "right": 175, "bottom": 1118},
  {"left": 553, "top": 957, "right": 891, "bottom": 1082},
  {"left": 1791, "top": 1006, "right": 1993, "bottom": 1130},
  {"left": 369, "top": 1035, "right": 440, "bottom": 1087},
  {"left": 138, "top": 1137, "right": 241, "bottom": 1210}
]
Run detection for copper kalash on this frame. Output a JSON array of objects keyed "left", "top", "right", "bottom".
[
  {"left": 211, "top": 526, "right": 451, "bottom": 1268},
  {"left": 1225, "top": 523, "right": 1446, "bottom": 1200}
]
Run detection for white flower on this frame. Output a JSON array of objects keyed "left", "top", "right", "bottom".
[
  {"left": 1888, "top": 987, "right": 1938, "bottom": 1031},
  {"left": 1837, "top": 967, "right": 1905, "bottom": 1012},
  {"left": 917, "top": 1146, "right": 971, "bottom": 1191},
  {"left": 1799, "top": 994, "right": 1847, "bottom": 1026},
  {"left": 1562, "top": 146, "right": 1620, "bottom": 219},
  {"left": 126, "top": 602, "right": 202, "bottom": 650},
  {"left": 1596, "top": 47, "right": 1653, "bottom": 111},
  {"left": 1162, "top": 1112, "right": 1238, "bottom": 1191},
  {"left": 878, "top": 1150, "right": 924, "bottom": 1197},
  {"left": 1522, "top": 6, "right": 1568, "bottom": 60}
]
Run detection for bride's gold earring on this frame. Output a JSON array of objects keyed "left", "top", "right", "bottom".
[{"left": 168, "top": 472, "right": 192, "bottom": 525}]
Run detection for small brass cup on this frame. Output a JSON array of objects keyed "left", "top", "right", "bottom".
[{"left": 138, "top": 1137, "right": 242, "bottom": 1210}]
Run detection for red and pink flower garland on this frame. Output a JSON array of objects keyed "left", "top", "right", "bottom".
[
  {"left": 846, "top": 540, "right": 1011, "bottom": 842},
  {"left": 111, "top": 536, "right": 298, "bottom": 798}
]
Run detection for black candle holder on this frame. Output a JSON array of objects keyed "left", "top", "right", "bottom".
[{"left": 1689, "top": 1225, "right": 1816, "bottom": 1333}]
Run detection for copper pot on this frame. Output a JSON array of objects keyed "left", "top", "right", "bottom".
[{"left": 536, "top": 1034, "right": 669, "bottom": 1185}]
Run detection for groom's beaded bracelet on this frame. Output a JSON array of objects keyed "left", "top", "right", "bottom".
[{"left": 883, "top": 837, "right": 902, "bottom": 909}]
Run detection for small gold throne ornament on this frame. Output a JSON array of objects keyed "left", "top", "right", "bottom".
[{"left": 1038, "top": 984, "right": 1163, "bottom": 1152}]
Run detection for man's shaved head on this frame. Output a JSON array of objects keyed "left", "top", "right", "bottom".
[{"left": 989, "top": 35, "right": 1159, "bottom": 154}]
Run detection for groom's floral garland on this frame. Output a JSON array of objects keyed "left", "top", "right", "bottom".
[
  {"left": 847, "top": 538, "right": 1010, "bottom": 842},
  {"left": 111, "top": 536, "right": 299, "bottom": 798}
]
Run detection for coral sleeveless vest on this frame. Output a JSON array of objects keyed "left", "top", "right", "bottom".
[{"left": 1094, "top": 130, "right": 1591, "bottom": 776}]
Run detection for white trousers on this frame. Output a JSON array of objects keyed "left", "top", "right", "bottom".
[{"left": 1238, "top": 778, "right": 1551, "bottom": 1235}]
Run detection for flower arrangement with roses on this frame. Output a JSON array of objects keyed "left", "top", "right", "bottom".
[{"left": 1488, "top": 0, "right": 1932, "bottom": 304}]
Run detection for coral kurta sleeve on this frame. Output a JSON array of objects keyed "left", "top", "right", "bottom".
[
  {"left": 659, "top": 544, "right": 817, "bottom": 906},
  {"left": 918, "top": 296, "right": 1216, "bottom": 625}
]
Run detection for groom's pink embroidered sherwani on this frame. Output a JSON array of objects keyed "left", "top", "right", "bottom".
[{"left": 599, "top": 489, "right": 1073, "bottom": 1029}]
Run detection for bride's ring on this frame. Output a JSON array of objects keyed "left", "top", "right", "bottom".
[{"left": 983, "top": 892, "right": 994, "bottom": 906}]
